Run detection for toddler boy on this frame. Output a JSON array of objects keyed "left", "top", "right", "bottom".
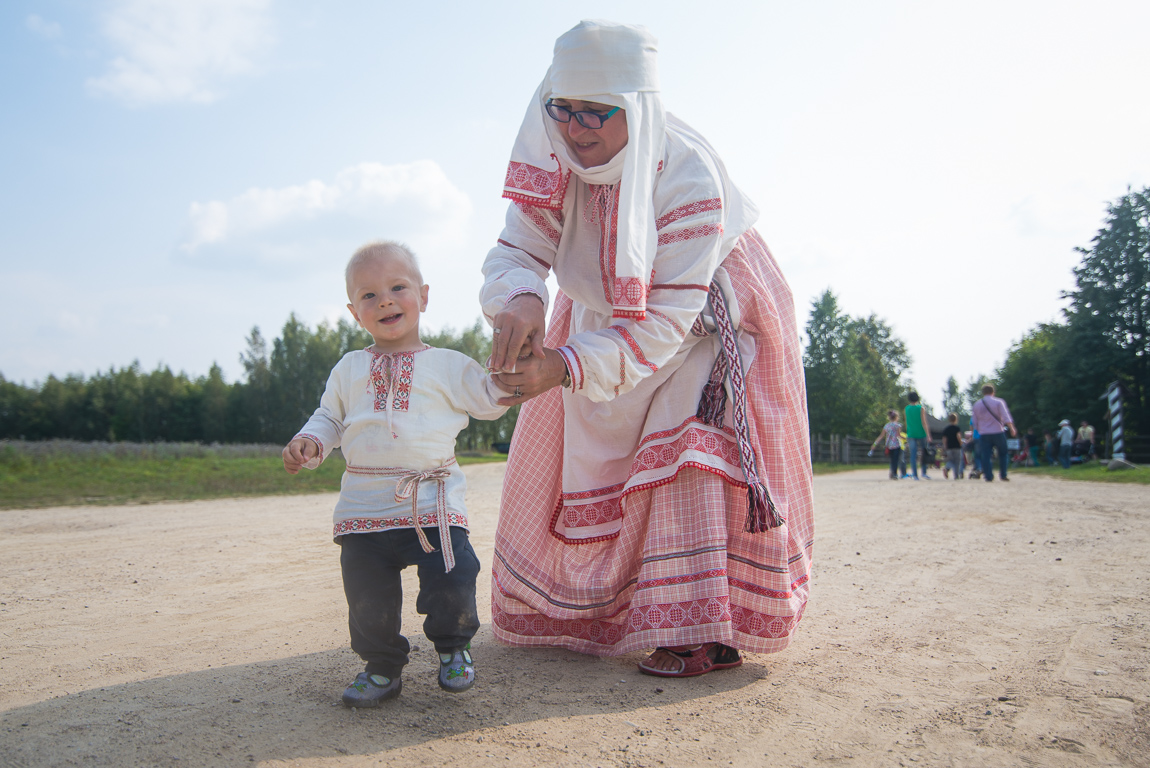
[{"left": 283, "top": 241, "right": 507, "bottom": 706}]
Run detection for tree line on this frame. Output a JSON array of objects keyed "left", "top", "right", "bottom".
[
  {"left": 0, "top": 318, "right": 519, "bottom": 452},
  {"left": 5, "top": 188, "right": 1144, "bottom": 453},
  {"left": 802, "top": 186, "right": 1149, "bottom": 444},
  {"left": 995, "top": 187, "right": 1149, "bottom": 439}
]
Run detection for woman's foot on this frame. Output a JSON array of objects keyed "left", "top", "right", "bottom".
[{"left": 638, "top": 643, "right": 742, "bottom": 677}]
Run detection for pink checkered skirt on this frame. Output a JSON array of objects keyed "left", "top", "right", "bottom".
[{"left": 491, "top": 230, "right": 814, "bottom": 655}]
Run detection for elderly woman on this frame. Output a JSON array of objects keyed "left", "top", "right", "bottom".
[{"left": 482, "top": 20, "right": 813, "bottom": 677}]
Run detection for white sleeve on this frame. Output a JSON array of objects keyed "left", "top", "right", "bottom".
[
  {"left": 479, "top": 202, "right": 559, "bottom": 325},
  {"left": 448, "top": 355, "right": 511, "bottom": 421},
  {"left": 294, "top": 362, "right": 348, "bottom": 470}
]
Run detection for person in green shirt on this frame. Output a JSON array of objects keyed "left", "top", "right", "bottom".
[{"left": 904, "top": 391, "right": 933, "bottom": 480}]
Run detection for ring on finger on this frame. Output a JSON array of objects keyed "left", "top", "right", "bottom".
[
  {"left": 493, "top": 327, "right": 502, "bottom": 335},
  {"left": 513, "top": 386, "right": 522, "bottom": 398}
]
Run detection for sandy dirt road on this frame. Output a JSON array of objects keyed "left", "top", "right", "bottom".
[{"left": 2, "top": 465, "right": 1148, "bottom": 767}]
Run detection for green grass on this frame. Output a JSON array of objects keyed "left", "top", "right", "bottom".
[
  {"left": 1008, "top": 461, "right": 1150, "bottom": 484},
  {"left": 811, "top": 461, "right": 878, "bottom": 475},
  {"left": 0, "top": 452, "right": 507, "bottom": 509}
]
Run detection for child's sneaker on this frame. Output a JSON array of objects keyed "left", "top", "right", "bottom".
[
  {"left": 342, "top": 672, "right": 402, "bottom": 707},
  {"left": 438, "top": 647, "right": 475, "bottom": 692}
]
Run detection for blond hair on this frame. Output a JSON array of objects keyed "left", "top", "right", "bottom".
[{"left": 345, "top": 240, "right": 423, "bottom": 296}]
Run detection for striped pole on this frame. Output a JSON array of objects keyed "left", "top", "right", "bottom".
[{"left": 1107, "top": 382, "right": 1125, "bottom": 461}]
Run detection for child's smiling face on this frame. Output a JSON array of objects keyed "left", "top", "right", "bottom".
[{"left": 345, "top": 251, "right": 429, "bottom": 353}]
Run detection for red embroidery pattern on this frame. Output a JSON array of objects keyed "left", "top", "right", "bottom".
[
  {"left": 657, "top": 223, "right": 722, "bottom": 247},
  {"left": 296, "top": 432, "right": 325, "bottom": 457},
  {"left": 588, "top": 184, "right": 620, "bottom": 306},
  {"left": 635, "top": 568, "right": 727, "bottom": 592},
  {"left": 613, "top": 276, "right": 647, "bottom": 307},
  {"left": 631, "top": 423, "right": 742, "bottom": 476},
  {"left": 646, "top": 308, "right": 686, "bottom": 338},
  {"left": 691, "top": 314, "right": 710, "bottom": 337},
  {"left": 504, "top": 157, "right": 570, "bottom": 210},
  {"left": 614, "top": 349, "right": 626, "bottom": 396},
  {"left": 655, "top": 198, "right": 722, "bottom": 231},
  {"left": 548, "top": 496, "right": 621, "bottom": 544},
  {"left": 334, "top": 511, "right": 468, "bottom": 537},
  {"left": 727, "top": 575, "right": 794, "bottom": 600},
  {"left": 731, "top": 604, "right": 803, "bottom": 639},
  {"left": 514, "top": 201, "right": 561, "bottom": 245},
  {"left": 368, "top": 351, "right": 415, "bottom": 412},
  {"left": 557, "top": 345, "right": 584, "bottom": 391},
  {"left": 637, "top": 416, "right": 735, "bottom": 449},
  {"left": 492, "top": 578, "right": 802, "bottom": 646},
  {"left": 562, "top": 496, "right": 623, "bottom": 528},
  {"left": 345, "top": 457, "right": 457, "bottom": 476},
  {"left": 562, "top": 481, "right": 627, "bottom": 501},
  {"left": 609, "top": 326, "right": 658, "bottom": 372},
  {"left": 628, "top": 597, "right": 730, "bottom": 631}
]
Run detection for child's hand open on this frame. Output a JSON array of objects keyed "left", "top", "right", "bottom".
[{"left": 282, "top": 437, "right": 319, "bottom": 474}]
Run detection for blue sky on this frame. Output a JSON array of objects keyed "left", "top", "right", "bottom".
[{"left": 3, "top": 0, "right": 1149, "bottom": 412}]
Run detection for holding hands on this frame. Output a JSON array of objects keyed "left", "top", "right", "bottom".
[{"left": 489, "top": 294, "right": 568, "bottom": 406}]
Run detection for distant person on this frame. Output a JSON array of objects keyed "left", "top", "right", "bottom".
[
  {"left": 971, "top": 384, "right": 1016, "bottom": 482},
  {"left": 1076, "top": 420, "right": 1096, "bottom": 461},
  {"left": 904, "top": 391, "right": 933, "bottom": 480},
  {"left": 1057, "top": 419, "right": 1075, "bottom": 469},
  {"left": 282, "top": 241, "right": 509, "bottom": 706},
  {"left": 1024, "top": 427, "right": 1039, "bottom": 467},
  {"left": 1044, "top": 430, "right": 1058, "bottom": 466},
  {"left": 941, "top": 413, "right": 963, "bottom": 479},
  {"left": 870, "top": 410, "right": 903, "bottom": 480}
]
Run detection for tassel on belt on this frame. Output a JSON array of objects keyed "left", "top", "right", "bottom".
[
  {"left": 695, "top": 280, "right": 785, "bottom": 533},
  {"left": 346, "top": 460, "right": 459, "bottom": 571}
]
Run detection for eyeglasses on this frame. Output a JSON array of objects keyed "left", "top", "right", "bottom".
[{"left": 545, "top": 101, "right": 620, "bottom": 129}]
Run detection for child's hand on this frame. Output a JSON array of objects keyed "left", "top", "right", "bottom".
[{"left": 282, "top": 437, "right": 319, "bottom": 474}]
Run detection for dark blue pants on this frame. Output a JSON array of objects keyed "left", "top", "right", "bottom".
[
  {"left": 979, "top": 432, "right": 1009, "bottom": 481},
  {"left": 340, "top": 527, "right": 481, "bottom": 678},
  {"left": 888, "top": 447, "right": 901, "bottom": 477}
]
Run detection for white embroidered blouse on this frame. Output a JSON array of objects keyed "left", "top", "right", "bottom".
[{"left": 295, "top": 346, "right": 507, "bottom": 570}]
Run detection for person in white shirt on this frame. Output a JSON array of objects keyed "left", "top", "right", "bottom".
[
  {"left": 283, "top": 241, "right": 508, "bottom": 706},
  {"left": 1057, "top": 419, "right": 1075, "bottom": 469}
]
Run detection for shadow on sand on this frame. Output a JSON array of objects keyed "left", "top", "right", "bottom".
[{"left": 2, "top": 629, "right": 770, "bottom": 766}]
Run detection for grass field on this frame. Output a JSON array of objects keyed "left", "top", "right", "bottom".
[
  {"left": 1008, "top": 461, "right": 1149, "bottom": 484},
  {"left": 1, "top": 443, "right": 1143, "bottom": 510},
  {"left": 0, "top": 446, "right": 506, "bottom": 509}
]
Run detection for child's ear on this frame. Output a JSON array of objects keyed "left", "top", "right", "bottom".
[
  {"left": 419, "top": 284, "right": 429, "bottom": 312},
  {"left": 347, "top": 303, "right": 362, "bottom": 326}
]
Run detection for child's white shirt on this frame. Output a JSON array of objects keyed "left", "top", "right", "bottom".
[{"left": 295, "top": 346, "right": 507, "bottom": 570}]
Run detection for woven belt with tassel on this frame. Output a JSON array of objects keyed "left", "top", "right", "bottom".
[{"left": 695, "top": 280, "right": 785, "bottom": 533}]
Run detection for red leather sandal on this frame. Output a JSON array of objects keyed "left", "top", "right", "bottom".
[{"left": 638, "top": 643, "right": 742, "bottom": 678}]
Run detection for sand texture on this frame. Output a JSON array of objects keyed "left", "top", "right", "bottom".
[{"left": 2, "top": 465, "right": 1148, "bottom": 767}]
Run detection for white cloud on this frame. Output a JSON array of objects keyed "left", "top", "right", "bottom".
[
  {"left": 87, "top": 0, "right": 272, "bottom": 105},
  {"left": 181, "top": 161, "right": 473, "bottom": 263},
  {"left": 26, "top": 14, "right": 62, "bottom": 40}
]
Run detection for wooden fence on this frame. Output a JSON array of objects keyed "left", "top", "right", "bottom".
[{"left": 809, "top": 433, "right": 887, "bottom": 465}]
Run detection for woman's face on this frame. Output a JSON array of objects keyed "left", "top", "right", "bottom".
[{"left": 551, "top": 98, "right": 628, "bottom": 168}]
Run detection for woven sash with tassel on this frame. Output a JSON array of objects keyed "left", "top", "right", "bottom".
[
  {"left": 695, "top": 280, "right": 785, "bottom": 533},
  {"left": 393, "top": 465, "right": 457, "bottom": 572}
]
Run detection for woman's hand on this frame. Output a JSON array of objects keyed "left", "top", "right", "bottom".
[
  {"left": 490, "top": 294, "right": 546, "bottom": 373},
  {"left": 493, "top": 347, "right": 568, "bottom": 406}
]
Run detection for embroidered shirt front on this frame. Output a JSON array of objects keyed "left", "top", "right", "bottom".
[{"left": 294, "top": 347, "right": 507, "bottom": 542}]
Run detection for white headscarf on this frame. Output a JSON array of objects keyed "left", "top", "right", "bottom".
[{"left": 502, "top": 20, "right": 666, "bottom": 320}]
